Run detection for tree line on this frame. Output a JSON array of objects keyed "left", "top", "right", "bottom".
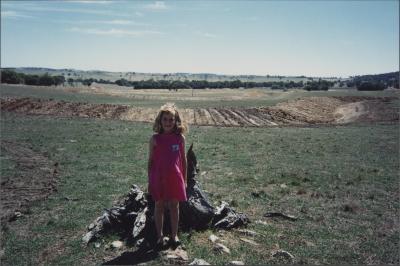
[
  {"left": 1, "top": 69, "right": 329, "bottom": 90},
  {"left": 346, "top": 71, "right": 399, "bottom": 91},
  {"left": 1, "top": 69, "right": 65, "bottom": 86},
  {"left": 357, "top": 72, "right": 399, "bottom": 90},
  {"left": 69, "top": 77, "right": 114, "bottom": 86},
  {"left": 117, "top": 78, "right": 335, "bottom": 91},
  {"left": 2, "top": 68, "right": 398, "bottom": 91}
]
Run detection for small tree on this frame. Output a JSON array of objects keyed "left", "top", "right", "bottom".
[
  {"left": 1, "top": 69, "right": 23, "bottom": 84},
  {"left": 38, "top": 73, "right": 54, "bottom": 86},
  {"left": 54, "top": 75, "right": 66, "bottom": 86},
  {"left": 24, "top": 75, "right": 40, "bottom": 85},
  {"left": 67, "top": 78, "right": 74, "bottom": 86},
  {"left": 115, "top": 78, "right": 131, "bottom": 87},
  {"left": 357, "top": 81, "right": 386, "bottom": 91}
]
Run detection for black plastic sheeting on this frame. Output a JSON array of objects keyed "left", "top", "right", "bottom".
[{"left": 82, "top": 144, "right": 249, "bottom": 246}]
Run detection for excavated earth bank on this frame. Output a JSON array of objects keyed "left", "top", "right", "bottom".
[{"left": 1, "top": 96, "right": 398, "bottom": 126}]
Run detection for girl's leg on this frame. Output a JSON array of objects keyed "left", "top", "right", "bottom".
[
  {"left": 154, "top": 200, "right": 164, "bottom": 242},
  {"left": 168, "top": 200, "right": 179, "bottom": 241}
]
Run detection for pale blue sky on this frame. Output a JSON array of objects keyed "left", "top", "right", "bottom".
[{"left": 1, "top": 0, "right": 399, "bottom": 77}]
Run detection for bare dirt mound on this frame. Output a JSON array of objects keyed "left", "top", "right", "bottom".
[
  {"left": 185, "top": 96, "right": 398, "bottom": 126},
  {"left": 1, "top": 96, "right": 398, "bottom": 127},
  {"left": 0, "top": 97, "right": 129, "bottom": 119},
  {"left": 0, "top": 141, "right": 58, "bottom": 225},
  {"left": 332, "top": 96, "right": 399, "bottom": 124}
]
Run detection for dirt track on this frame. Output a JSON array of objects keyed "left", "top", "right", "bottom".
[
  {"left": 0, "top": 141, "right": 58, "bottom": 225},
  {"left": 1, "top": 96, "right": 398, "bottom": 126}
]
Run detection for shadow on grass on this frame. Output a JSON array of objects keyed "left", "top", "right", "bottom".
[{"left": 102, "top": 247, "right": 158, "bottom": 265}]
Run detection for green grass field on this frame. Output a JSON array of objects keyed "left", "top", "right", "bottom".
[
  {"left": 1, "top": 115, "right": 398, "bottom": 265},
  {"left": 1, "top": 86, "right": 399, "bottom": 265}
]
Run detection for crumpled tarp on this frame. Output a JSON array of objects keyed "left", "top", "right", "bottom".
[{"left": 82, "top": 144, "right": 249, "bottom": 245}]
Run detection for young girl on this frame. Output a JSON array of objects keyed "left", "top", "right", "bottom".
[{"left": 148, "top": 103, "right": 188, "bottom": 249}]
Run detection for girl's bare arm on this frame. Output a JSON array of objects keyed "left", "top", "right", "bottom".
[
  {"left": 148, "top": 136, "right": 155, "bottom": 178},
  {"left": 181, "top": 135, "right": 187, "bottom": 187}
]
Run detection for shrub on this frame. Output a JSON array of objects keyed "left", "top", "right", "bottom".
[
  {"left": 38, "top": 73, "right": 54, "bottom": 86},
  {"left": 1, "top": 69, "right": 23, "bottom": 84},
  {"left": 24, "top": 75, "right": 40, "bottom": 85},
  {"left": 357, "top": 81, "right": 386, "bottom": 91}
]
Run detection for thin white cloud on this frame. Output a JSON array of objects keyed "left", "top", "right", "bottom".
[
  {"left": 144, "top": 1, "right": 168, "bottom": 11},
  {"left": 13, "top": 5, "right": 127, "bottom": 17},
  {"left": 203, "top": 32, "right": 218, "bottom": 38},
  {"left": 196, "top": 31, "right": 218, "bottom": 38},
  {"left": 87, "top": 19, "right": 149, "bottom": 25},
  {"left": 68, "top": 27, "right": 163, "bottom": 37},
  {"left": 156, "top": 22, "right": 187, "bottom": 29},
  {"left": 58, "top": 19, "right": 150, "bottom": 26},
  {"left": 105, "top": 19, "right": 135, "bottom": 25},
  {"left": 135, "top": 11, "right": 144, "bottom": 17},
  {"left": 1, "top": 10, "right": 34, "bottom": 19},
  {"left": 70, "top": 0, "right": 113, "bottom": 4}
]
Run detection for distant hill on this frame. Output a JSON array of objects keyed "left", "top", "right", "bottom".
[{"left": 8, "top": 67, "right": 340, "bottom": 83}]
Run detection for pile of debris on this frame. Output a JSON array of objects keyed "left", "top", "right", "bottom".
[{"left": 82, "top": 144, "right": 249, "bottom": 250}]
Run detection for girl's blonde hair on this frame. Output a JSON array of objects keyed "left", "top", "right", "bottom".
[{"left": 153, "top": 103, "right": 188, "bottom": 135}]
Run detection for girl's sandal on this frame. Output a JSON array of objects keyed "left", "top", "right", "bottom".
[
  {"left": 155, "top": 237, "right": 165, "bottom": 251},
  {"left": 169, "top": 238, "right": 183, "bottom": 250}
]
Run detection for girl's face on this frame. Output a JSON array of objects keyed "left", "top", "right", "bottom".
[{"left": 161, "top": 112, "right": 175, "bottom": 133}]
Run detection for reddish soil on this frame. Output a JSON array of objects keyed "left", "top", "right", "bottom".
[
  {"left": 0, "top": 141, "right": 58, "bottom": 225},
  {"left": 1, "top": 96, "right": 398, "bottom": 127}
]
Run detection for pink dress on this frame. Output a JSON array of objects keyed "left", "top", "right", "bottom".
[{"left": 149, "top": 133, "right": 187, "bottom": 202}]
